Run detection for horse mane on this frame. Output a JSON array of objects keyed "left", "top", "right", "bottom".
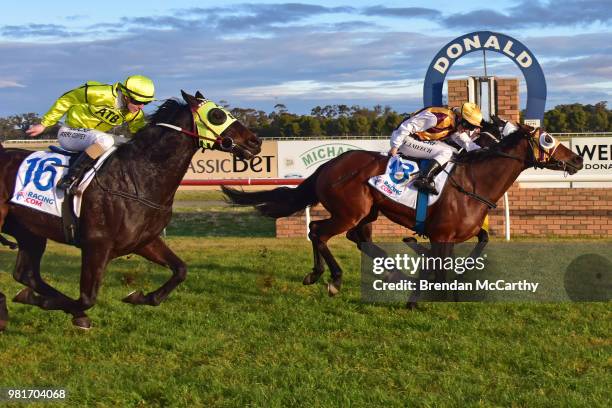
[
  {"left": 115, "top": 99, "right": 189, "bottom": 156},
  {"left": 148, "top": 98, "right": 187, "bottom": 125},
  {"left": 454, "top": 128, "right": 526, "bottom": 164}
]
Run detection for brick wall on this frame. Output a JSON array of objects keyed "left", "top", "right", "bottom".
[
  {"left": 495, "top": 78, "right": 520, "bottom": 123},
  {"left": 276, "top": 185, "right": 612, "bottom": 238},
  {"left": 447, "top": 79, "right": 469, "bottom": 108}
]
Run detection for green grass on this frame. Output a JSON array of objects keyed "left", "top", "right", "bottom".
[
  {"left": 166, "top": 208, "right": 275, "bottom": 237},
  {"left": 0, "top": 211, "right": 609, "bottom": 407},
  {"left": 174, "top": 189, "right": 225, "bottom": 202}
]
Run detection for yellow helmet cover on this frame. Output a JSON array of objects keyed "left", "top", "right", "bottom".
[
  {"left": 461, "top": 102, "right": 483, "bottom": 127},
  {"left": 121, "top": 75, "right": 155, "bottom": 103}
]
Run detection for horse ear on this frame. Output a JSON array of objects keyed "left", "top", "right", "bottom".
[
  {"left": 181, "top": 90, "right": 200, "bottom": 109},
  {"left": 490, "top": 115, "right": 505, "bottom": 127},
  {"left": 195, "top": 91, "right": 205, "bottom": 100}
]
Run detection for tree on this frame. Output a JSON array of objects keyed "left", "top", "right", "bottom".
[
  {"left": 370, "top": 116, "right": 386, "bottom": 136},
  {"left": 349, "top": 115, "right": 370, "bottom": 136},
  {"left": 300, "top": 116, "right": 322, "bottom": 137},
  {"left": 588, "top": 101, "right": 609, "bottom": 131},
  {"left": 336, "top": 117, "right": 350, "bottom": 136},
  {"left": 544, "top": 108, "right": 568, "bottom": 132}
]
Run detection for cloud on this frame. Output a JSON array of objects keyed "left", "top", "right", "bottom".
[
  {"left": 444, "top": 0, "right": 612, "bottom": 29},
  {"left": 0, "top": 3, "right": 610, "bottom": 116},
  {"left": 0, "top": 23, "right": 74, "bottom": 38},
  {"left": 0, "top": 80, "right": 25, "bottom": 88},
  {"left": 362, "top": 6, "right": 438, "bottom": 18}
]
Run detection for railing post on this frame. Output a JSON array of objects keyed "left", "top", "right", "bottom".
[
  {"left": 503, "top": 192, "right": 511, "bottom": 241},
  {"left": 305, "top": 206, "right": 311, "bottom": 241}
]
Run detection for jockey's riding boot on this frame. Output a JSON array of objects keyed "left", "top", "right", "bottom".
[
  {"left": 57, "top": 152, "right": 96, "bottom": 194},
  {"left": 412, "top": 161, "right": 444, "bottom": 195}
]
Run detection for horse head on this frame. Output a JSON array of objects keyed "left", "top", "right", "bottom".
[
  {"left": 516, "top": 124, "right": 583, "bottom": 174},
  {"left": 181, "top": 90, "right": 261, "bottom": 159}
]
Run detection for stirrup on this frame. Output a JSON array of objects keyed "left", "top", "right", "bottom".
[
  {"left": 413, "top": 178, "right": 439, "bottom": 195},
  {"left": 58, "top": 176, "right": 78, "bottom": 194}
]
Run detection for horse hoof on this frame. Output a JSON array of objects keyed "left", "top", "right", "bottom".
[
  {"left": 0, "top": 320, "right": 7, "bottom": 332},
  {"left": 406, "top": 301, "right": 418, "bottom": 310},
  {"left": 72, "top": 316, "right": 92, "bottom": 330},
  {"left": 302, "top": 273, "right": 319, "bottom": 285},
  {"left": 13, "top": 288, "right": 35, "bottom": 304},
  {"left": 327, "top": 282, "right": 340, "bottom": 297},
  {"left": 122, "top": 290, "right": 146, "bottom": 305}
]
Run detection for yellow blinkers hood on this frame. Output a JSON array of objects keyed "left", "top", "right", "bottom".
[{"left": 193, "top": 101, "right": 237, "bottom": 148}]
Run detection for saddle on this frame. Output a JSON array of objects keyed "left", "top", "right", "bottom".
[
  {"left": 368, "top": 155, "right": 456, "bottom": 234},
  {"left": 10, "top": 146, "right": 116, "bottom": 247}
]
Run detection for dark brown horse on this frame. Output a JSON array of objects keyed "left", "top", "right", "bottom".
[
  {"left": 0, "top": 91, "right": 261, "bottom": 330},
  {"left": 223, "top": 121, "right": 583, "bottom": 302}
]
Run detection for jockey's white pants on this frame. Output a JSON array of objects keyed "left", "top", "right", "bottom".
[
  {"left": 57, "top": 126, "right": 114, "bottom": 155},
  {"left": 397, "top": 136, "right": 454, "bottom": 164}
]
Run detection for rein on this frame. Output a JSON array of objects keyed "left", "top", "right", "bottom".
[
  {"left": 446, "top": 139, "right": 530, "bottom": 209},
  {"left": 444, "top": 170, "right": 498, "bottom": 209},
  {"left": 156, "top": 122, "right": 223, "bottom": 148},
  {"left": 92, "top": 170, "right": 171, "bottom": 211}
]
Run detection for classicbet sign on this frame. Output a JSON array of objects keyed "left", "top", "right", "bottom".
[
  {"left": 424, "top": 31, "right": 546, "bottom": 123},
  {"left": 278, "top": 139, "right": 388, "bottom": 178},
  {"left": 184, "top": 140, "right": 278, "bottom": 179},
  {"left": 572, "top": 137, "right": 612, "bottom": 173}
]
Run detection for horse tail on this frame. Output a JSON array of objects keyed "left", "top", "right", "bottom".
[{"left": 222, "top": 167, "right": 321, "bottom": 218}]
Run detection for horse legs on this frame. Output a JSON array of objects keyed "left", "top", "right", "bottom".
[
  {"left": 12, "top": 235, "right": 79, "bottom": 310},
  {"left": 302, "top": 234, "right": 326, "bottom": 285},
  {"left": 309, "top": 216, "right": 360, "bottom": 296},
  {"left": 0, "top": 204, "right": 17, "bottom": 250},
  {"left": 122, "top": 237, "right": 187, "bottom": 306},
  {"left": 407, "top": 241, "right": 455, "bottom": 309},
  {"left": 15, "top": 244, "right": 112, "bottom": 329},
  {"left": 65, "top": 245, "right": 113, "bottom": 328},
  {"left": 0, "top": 292, "right": 7, "bottom": 331},
  {"left": 303, "top": 212, "right": 376, "bottom": 286}
]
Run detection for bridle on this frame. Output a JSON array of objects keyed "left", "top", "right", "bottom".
[
  {"left": 156, "top": 102, "right": 237, "bottom": 152},
  {"left": 447, "top": 125, "right": 570, "bottom": 209}
]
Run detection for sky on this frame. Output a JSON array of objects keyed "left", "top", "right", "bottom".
[{"left": 0, "top": 0, "right": 610, "bottom": 117}]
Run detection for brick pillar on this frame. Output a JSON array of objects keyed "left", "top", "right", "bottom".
[
  {"left": 447, "top": 79, "right": 469, "bottom": 108},
  {"left": 495, "top": 78, "right": 520, "bottom": 123}
]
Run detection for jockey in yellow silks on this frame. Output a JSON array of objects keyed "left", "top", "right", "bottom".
[
  {"left": 26, "top": 75, "right": 155, "bottom": 193},
  {"left": 388, "top": 102, "right": 484, "bottom": 195}
]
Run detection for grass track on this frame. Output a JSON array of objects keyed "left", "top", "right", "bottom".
[
  {"left": 0, "top": 235, "right": 610, "bottom": 407},
  {"left": 0, "top": 199, "right": 609, "bottom": 406}
]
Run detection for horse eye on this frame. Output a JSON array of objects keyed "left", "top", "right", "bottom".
[{"left": 545, "top": 135, "right": 553, "bottom": 144}]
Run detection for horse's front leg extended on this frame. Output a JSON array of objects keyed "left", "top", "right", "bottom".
[{"left": 122, "top": 237, "right": 187, "bottom": 306}]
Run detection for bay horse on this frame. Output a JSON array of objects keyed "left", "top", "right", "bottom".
[
  {"left": 0, "top": 91, "right": 261, "bottom": 330},
  {"left": 223, "top": 121, "right": 583, "bottom": 304}
]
